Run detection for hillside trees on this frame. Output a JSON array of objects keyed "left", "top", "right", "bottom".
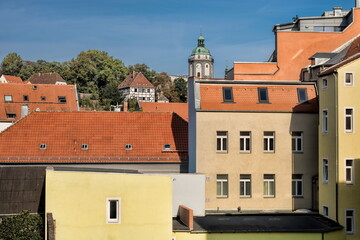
[{"left": 0, "top": 53, "right": 23, "bottom": 76}]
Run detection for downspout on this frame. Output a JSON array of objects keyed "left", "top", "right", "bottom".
[{"left": 333, "top": 72, "right": 339, "bottom": 222}]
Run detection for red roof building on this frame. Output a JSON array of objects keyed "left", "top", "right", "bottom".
[
  {"left": 118, "top": 72, "right": 155, "bottom": 102},
  {"left": 0, "top": 75, "right": 23, "bottom": 84},
  {"left": 140, "top": 102, "right": 188, "bottom": 121},
  {"left": 0, "top": 112, "right": 188, "bottom": 173}
]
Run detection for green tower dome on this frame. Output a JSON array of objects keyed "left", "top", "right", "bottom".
[{"left": 191, "top": 35, "right": 211, "bottom": 55}]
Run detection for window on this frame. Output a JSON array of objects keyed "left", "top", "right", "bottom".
[
  {"left": 23, "top": 95, "right": 29, "bottom": 101},
  {"left": 323, "top": 206, "right": 329, "bottom": 217},
  {"left": 41, "top": 96, "right": 46, "bottom": 101},
  {"left": 240, "top": 174, "right": 251, "bottom": 197},
  {"left": 81, "top": 144, "right": 88, "bottom": 150},
  {"left": 147, "top": 89, "right": 150, "bottom": 93},
  {"left": 125, "top": 144, "right": 132, "bottom": 150},
  {"left": 258, "top": 88, "right": 269, "bottom": 103},
  {"left": 346, "top": 209, "right": 355, "bottom": 234},
  {"left": 323, "top": 159, "right": 328, "bottom": 183},
  {"left": 322, "top": 79, "right": 328, "bottom": 88},
  {"left": 345, "top": 72, "right": 354, "bottom": 86},
  {"left": 164, "top": 144, "right": 171, "bottom": 150},
  {"left": 240, "top": 131, "right": 251, "bottom": 152},
  {"left": 292, "top": 132, "right": 303, "bottom": 152},
  {"left": 134, "top": 88, "right": 137, "bottom": 92},
  {"left": 4, "top": 95, "right": 12, "bottom": 102},
  {"left": 216, "top": 174, "right": 228, "bottom": 198},
  {"left": 263, "top": 132, "right": 275, "bottom": 152},
  {"left": 6, "top": 114, "right": 16, "bottom": 118},
  {"left": 106, "top": 198, "right": 121, "bottom": 224},
  {"left": 345, "top": 108, "right": 354, "bottom": 133},
  {"left": 33, "top": 85, "right": 38, "bottom": 90},
  {"left": 216, "top": 131, "right": 228, "bottom": 152},
  {"left": 58, "top": 96, "right": 67, "bottom": 103},
  {"left": 222, "top": 87, "right": 233, "bottom": 102},
  {"left": 40, "top": 144, "right": 47, "bottom": 150},
  {"left": 292, "top": 174, "right": 303, "bottom": 197},
  {"left": 297, "top": 88, "right": 308, "bottom": 103},
  {"left": 345, "top": 159, "right": 354, "bottom": 184},
  {"left": 264, "top": 174, "right": 275, "bottom": 197},
  {"left": 322, "top": 110, "right": 328, "bottom": 133}
]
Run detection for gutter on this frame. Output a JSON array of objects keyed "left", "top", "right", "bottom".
[{"left": 333, "top": 72, "right": 339, "bottom": 222}]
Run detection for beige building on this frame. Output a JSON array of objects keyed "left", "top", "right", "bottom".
[{"left": 189, "top": 78, "right": 319, "bottom": 211}]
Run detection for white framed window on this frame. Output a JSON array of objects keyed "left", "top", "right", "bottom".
[
  {"left": 4, "top": 95, "right": 12, "bottom": 102},
  {"left": 125, "top": 144, "right": 132, "bottom": 150},
  {"left": 106, "top": 198, "right": 121, "bottom": 224},
  {"left": 345, "top": 72, "right": 354, "bottom": 86},
  {"left": 81, "top": 144, "right": 88, "bottom": 150},
  {"left": 292, "top": 174, "right": 303, "bottom": 197},
  {"left": 263, "top": 174, "right": 275, "bottom": 197},
  {"left": 322, "top": 109, "right": 328, "bottom": 133},
  {"left": 292, "top": 132, "right": 303, "bottom": 152},
  {"left": 216, "top": 174, "right": 228, "bottom": 198},
  {"left": 322, "top": 78, "right": 328, "bottom": 89},
  {"left": 345, "top": 108, "right": 354, "bottom": 133},
  {"left": 40, "top": 144, "right": 47, "bottom": 150},
  {"left": 164, "top": 144, "right": 171, "bottom": 150},
  {"left": 263, "top": 132, "right": 275, "bottom": 152},
  {"left": 323, "top": 206, "right": 329, "bottom": 217},
  {"left": 323, "top": 159, "right": 329, "bottom": 183},
  {"left": 345, "top": 159, "right": 354, "bottom": 184},
  {"left": 345, "top": 209, "right": 355, "bottom": 234},
  {"left": 216, "top": 131, "right": 228, "bottom": 152},
  {"left": 240, "top": 131, "right": 251, "bottom": 153},
  {"left": 240, "top": 174, "right": 251, "bottom": 197}
]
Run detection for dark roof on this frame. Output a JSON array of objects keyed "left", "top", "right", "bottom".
[
  {"left": 0, "top": 167, "right": 46, "bottom": 215},
  {"left": 27, "top": 72, "right": 66, "bottom": 84},
  {"left": 173, "top": 213, "right": 342, "bottom": 233}
]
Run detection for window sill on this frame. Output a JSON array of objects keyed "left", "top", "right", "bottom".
[
  {"left": 345, "top": 182, "right": 354, "bottom": 185},
  {"left": 216, "top": 151, "right": 228, "bottom": 154},
  {"left": 217, "top": 196, "right": 228, "bottom": 199},
  {"left": 292, "top": 196, "right": 303, "bottom": 198},
  {"left": 258, "top": 102, "right": 271, "bottom": 104},
  {"left": 240, "top": 196, "right": 251, "bottom": 198},
  {"left": 263, "top": 151, "right": 275, "bottom": 153},
  {"left": 264, "top": 196, "right": 275, "bottom": 198},
  {"left": 222, "top": 101, "right": 236, "bottom": 104},
  {"left": 239, "top": 151, "right": 251, "bottom": 154},
  {"left": 292, "top": 151, "right": 304, "bottom": 154}
]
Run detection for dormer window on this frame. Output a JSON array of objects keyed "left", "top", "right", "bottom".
[
  {"left": 297, "top": 88, "right": 308, "bottom": 103},
  {"left": 4, "top": 95, "right": 12, "bottom": 102},
  {"left": 40, "top": 144, "right": 46, "bottom": 150},
  {"left": 125, "top": 144, "right": 132, "bottom": 150},
  {"left": 41, "top": 96, "right": 46, "bottom": 101},
  {"left": 33, "top": 85, "right": 38, "bottom": 90},
  {"left": 222, "top": 87, "right": 233, "bottom": 103},
  {"left": 58, "top": 96, "right": 67, "bottom": 103},
  {"left": 81, "top": 144, "right": 88, "bottom": 150},
  {"left": 258, "top": 88, "right": 269, "bottom": 103},
  {"left": 23, "top": 95, "right": 29, "bottom": 101},
  {"left": 164, "top": 144, "right": 171, "bottom": 150}
]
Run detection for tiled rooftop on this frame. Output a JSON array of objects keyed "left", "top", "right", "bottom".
[
  {"left": 118, "top": 72, "right": 154, "bottom": 89},
  {"left": 0, "top": 112, "right": 188, "bottom": 163},
  {"left": 199, "top": 83, "right": 318, "bottom": 113},
  {"left": 0, "top": 75, "right": 23, "bottom": 84},
  {"left": 140, "top": 102, "right": 188, "bottom": 121},
  {"left": 27, "top": 72, "right": 66, "bottom": 85},
  {"left": 0, "top": 83, "right": 79, "bottom": 122}
]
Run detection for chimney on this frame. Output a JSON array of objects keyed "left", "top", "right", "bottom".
[
  {"left": 123, "top": 101, "right": 128, "bottom": 112},
  {"left": 179, "top": 205, "right": 194, "bottom": 230},
  {"left": 333, "top": 7, "right": 342, "bottom": 16}
]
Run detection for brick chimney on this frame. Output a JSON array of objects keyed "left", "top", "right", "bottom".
[
  {"left": 123, "top": 101, "right": 128, "bottom": 112},
  {"left": 179, "top": 205, "right": 194, "bottom": 230}
]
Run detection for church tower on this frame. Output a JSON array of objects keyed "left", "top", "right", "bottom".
[{"left": 188, "top": 34, "right": 214, "bottom": 78}]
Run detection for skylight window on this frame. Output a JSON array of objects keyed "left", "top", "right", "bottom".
[
  {"left": 164, "top": 144, "right": 171, "bottom": 150},
  {"left": 222, "top": 87, "right": 234, "bottom": 102},
  {"left": 258, "top": 88, "right": 269, "bottom": 103},
  {"left": 125, "top": 144, "right": 132, "bottom": 150},
  {"left": 81, "top": 144, "right": 88, "bottom": 150},
  {"left": 40, "top": 144, "right": 46, "bottom": 150},
  {"left": 297, "top": 88, "right": 308, "bottom": 103}
]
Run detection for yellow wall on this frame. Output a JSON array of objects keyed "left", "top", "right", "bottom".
[
  {"left": 196, "top": 112, "right": 318, "bottom": 211},
  {"left": 46, "top": 169, "right": 172, "bottom": 240},
  {"left": 173, "top": 231, "right": 344, "bottom": 240}
]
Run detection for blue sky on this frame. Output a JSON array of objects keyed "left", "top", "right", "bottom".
[{"left": 0, "top": 0, "right": 355, "bottom": 78}]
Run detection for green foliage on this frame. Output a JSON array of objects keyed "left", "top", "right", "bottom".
[
  {"left": 128, "top": 99, "right": 140, "bottom": 112},
  {"left": 174, "top": 77, "right": 187, "bottom": 102},
  {"left": 100, "top": 81, "right": 124, "bottom": 106},
  {"left": 0, "top": 53, "right": 23, "bottom": 76},
  {"left": 0, "top": 210, "right": 43, "bottom": 240},
  {"left": 153, "top": 72, "right": 179, "bottom": 102},
  {"left": 128, "top": 64, "right": 157, "bottom": 83}
]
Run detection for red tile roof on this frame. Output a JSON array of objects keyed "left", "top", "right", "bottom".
[
  {"left": 0, "top": 112, "right": 188, "bottom": 163},
  {"left": 140, "top": 102, "right": 188, "bottom": 121},
  {"left": 199, "top": 83, "right": 318, "bottom": 113},
  {"left": 27, "top": 72, "right": 66, "bottom": 84},
  {"left": 1, "top": 75, "right": 23, "bottom": 83},
  {"left": 0, "top": 83, "right": 79, "bottom": 122},
  {"left": 118, "top": 72, "right": 154, "bottom": 89}
]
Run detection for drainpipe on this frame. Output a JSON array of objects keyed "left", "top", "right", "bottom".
[{"left": 333, "top": 72, "right": 339, "bottom": 222}]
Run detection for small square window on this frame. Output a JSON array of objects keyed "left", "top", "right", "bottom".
[
  {"left": 58, "top": 96, "right": 67, "bottom": 103},
  {"left": 322, "top": 79, "right": 328, "bottom": 88},
  {"left": 40, "top": 144, "right": 47, "bottom": 150},
  {"left": 106, "top": 198, "right": 121, "bottom": 224},
  {"left": 4, "top": 95, "right": 13, "bottom": 102},
  {"left": 81, "top": 144, "right": 88, "bottom": 150},
  {"left": 345, "top": 72, "right": 354, "bottom": 86},
  {"left": 125, "top": 144, "right": 132, "bottom": 150},
  {"left": 222, "top": 87, "right": 233, "bottom": 102},
  {"left": 297, "top": 88, "right": 308, "bottom": 103},
  {"left": 41, "top": 96, "right": 46, "bottom": 101},
  {"left": 323, "top": 206, "right": 329, "bottom": 217},
  {"left": 23, "top": 95, "right": 29, "bottom": 101},
  {"left": 346, "top": 209, "right": 355, "bottom": 234},
  {"left": 258, "top": 88, "right": 269, "bottom": 103},
  {"left": 6, "top": 113, "right": 16, "bottom": 118},
  {"left": 33, "top": 85, "right": 38, "bottom": 90},
  {"left": 164, "top": 144, "right": 171, "bottom": 150}
]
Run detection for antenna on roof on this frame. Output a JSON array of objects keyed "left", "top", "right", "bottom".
[{"left": 200, "top": 25, "right": 203, "bottom": 36}]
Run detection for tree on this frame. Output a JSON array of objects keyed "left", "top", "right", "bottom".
[
  {"left": 153, "top": 72, "right": 179, "bottom": 102},
  {"left": 100, "top": 81, "right": 125, "bottom": 110},
  {"left": 0, "top": 210, "right": 43, "bottom": 240},
  {"left": 127, "top": 64, "right": 157, "bottom": 83},
  {"left": 174, "top": 77, "right": 187, "bottom": 102},
  {"left": 0, "top": 53, "right": 23, "bottom": 76}
]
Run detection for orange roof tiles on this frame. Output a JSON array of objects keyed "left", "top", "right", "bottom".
[
  {"left": 0, "top": 112, "right": 188, "bottom": 163},
  {"left": 1, "top": 75, "right": 23, "bottom": 83},
  {"left": 199, "top": 83, "right": 318, "bottom": 113},
  {"left": 118, "top": 72, "right": 154, "bottom": 89},
  {"left": 140, "top": 102, "right": 188, "bottom": 121},
  {"left": 0, "top": 83, "right": 79, "bottom": 122}
]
